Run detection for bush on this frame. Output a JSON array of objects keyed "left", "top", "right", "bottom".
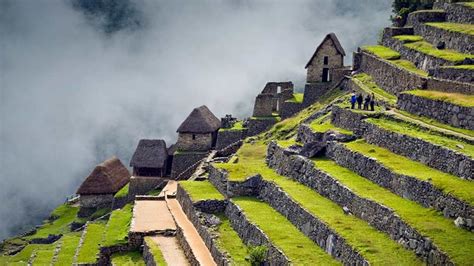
[
  {"left": 247, "top": 245, "right": 268, "bottom": 266},
  {"left": 391, "top": 0, "right": 435, "bottom": 25}
]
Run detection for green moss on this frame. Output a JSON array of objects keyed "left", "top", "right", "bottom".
[
  {"left": 285, "top": 93, "right": 304, "bottom": 103},
  {"left": 250, "top": 116, "right": 281, "bottom": 121},
  {"left": 404, "top": 90, "right": 474, "bottom": 108},
  {"left": 361, "top": 45, "right": 401, "bottom": 60},
  {"left": 404, "top": 40, "right": 474, "bottom": 63},
  {"left": 393, "top": 35, "right": 423, "bottom": 43},
  {"left": 103, "top": 204, "right": 133, "bottom": 247},
  {"left": 344, "top": 140, "right": 474, "bottom": 205},
  {"left": 76, "top": 222, "right": 107, "bottom": 264},
  {"left": 215, "top": 214, "right": 249, "bottom": 265},
  {"left": 111, "top": 251, "right": 145, "bottom": 265},
  {"left": 31, "top": 247, "right": 55, "bottom": 265},
  {"left": 114, "top": 183, "right": 129, "bottom": 199},
  {"left": 54, "top": 232, "right": 82, "bottom": 265},
  {"left": 390, "top": 59, "right": 429, "bottom": 76},
  {"left": 144, "top": 237, "right": 166, "bottom": 264},
  {"left": 219, "top": 121, "right": 245, "bottom": 132},
  {"left": 179, "top": 180, "right": 225, "bottom": 201},
  {"left": 233, "top": 197, "right": 339, "bottom": 265},
  {"left": 426, "top": 22, "right": 474, "bottom": 36},
  {"left": 352, "top": 73, "right": 397, "bottom": 104},
  {"left": 314, "top": 158, "right": 474, "bottom": 265},
  {"left": 90, "top": 207, "right": 111, "bottom": 220},
  {"left": 309, "top": 114, "right": 353, "bottom": 135},
  {"left": 366, "top": 116, "right": 474, "bottom": 158},
  {"left": 442, "top": 64, "right": 474, "bottom": 70},
  {"left": 26, "top": 204, "right": 78, "bottom": 240}
]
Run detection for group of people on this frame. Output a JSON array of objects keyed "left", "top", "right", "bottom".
[{"left": 350, "top": 91, "right": 376, "bottom": 111}]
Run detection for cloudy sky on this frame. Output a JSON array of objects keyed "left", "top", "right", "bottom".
[{"left": 0, "top": 0, "right": 391, "bottom": 240}]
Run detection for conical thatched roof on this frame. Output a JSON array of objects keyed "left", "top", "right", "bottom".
[
  {"left": 77, "top": 156, "right": 130, "bottom": 195},
  {"left": 305, "top": 33, "right": 346, "bottom": 69},
  {"left": 176, "top": 105, "right": 221, "bottom": 133},
  {"left": 130, "top": 139, "right": 168, "bottom": 168}
]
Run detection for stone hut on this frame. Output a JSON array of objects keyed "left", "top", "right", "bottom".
[
  {"left": 130, "top": 139, "right": 168, "bottom": 177},
  {"left": 176, "top": 105, "right": 221, "bottom": 151},
  {"left": 76, "top": 156, "right": 130, "bottom": 216},
  {"left": 252, "top": 82, "right": 294, "bottom": 117}
]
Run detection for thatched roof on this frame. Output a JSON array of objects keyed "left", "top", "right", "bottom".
[
  {"left": 77, "top": 156, "right": 130, "bottom": 195},
  {"left": 176, "top": 105, "right": 221, "bottom": 133},
  {"left": 167, "top": 144, "right": 177, "bottom": 156},
  {"left": 130, "top": 139, "right": 167, "bottom": 168},
  {"left": 305, "top": 33, "right": 346, "bottom": 69}
]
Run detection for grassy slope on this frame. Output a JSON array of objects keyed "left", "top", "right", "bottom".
[
  {"left": 76, "top": 222, "right": 107, "bottom": 264},
  {"left": 401, "top": 38, "right": 473, "bottom": 63},
  {"left": 111, "top": 251, "right": 145, "bottom": 265},
  {"left": 26, "top": 204, "right": 78, "bottom": 240},
  {"left": 3, "top": 244, "right": 54, "bottom": 265},
  {"left": 366, "top": 117, "right": 474, "bottom": 158},
  {"left": 443, "top": 64, "right": 474, "bottom": 70},
  {"left": 54, "top": 232, "right": 82, "bottom": 265},
  {"left": 217, "top": 143, "right": 421, "bottom": 265},
  {"left": 114, "top": 183, "right": 129, "bottom": 199},
  {"left": 219, "top": 121, "right": 245, "bottom": 132},
  {"left": 215, "top": 214, "right": 250, "bottom": 265},
  {"left": 426, "top": 22, "right": 474, "bottom": 35},
  {"left": 233, "top": 197, "right": 340, "bottom": 265},
  {"left": 404, "top": 90, "right": 474, "bottom": 108},
  {"left": 103, "top": 204, "right": 133, "bottom": 246},
  {"left": 352, "top": 73, "right": 397, "bottom": 104},
  {"left": 314, "top": 158, "right": 474, "bottom": 265},
  {"left": 393, "top": 35, "right": 424, "bottom": 43},
  {"left": 286, "top": 93, "right": 304, "bottom": 103},
  {"left": 344, "top": 140, "right": 474, "bottom": 205},
  {"left": 31, "top": 248, "right": 55, "bottom": 265},
  {"left": 309, "top": 113, "right": 353, "bottom": 135},
  {"left": 361, "top": 46, "right": 428, "bottom": 76},
  {"left": 179, "top": 180, "right": 225, "bottom": 201},
  {"left": 144, "top": 237, "right": 166, "bottom": 264},
  {"left": 463, "top": 2, "right": 474, "bottom": 8}
]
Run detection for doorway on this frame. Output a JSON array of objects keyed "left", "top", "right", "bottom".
[{"left": 322, "top": 68, "right": 330, "bottom": 82}]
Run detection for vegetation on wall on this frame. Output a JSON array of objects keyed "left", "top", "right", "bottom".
[{"left": 391, "top": 0, "right": 436, "bottom": 25}]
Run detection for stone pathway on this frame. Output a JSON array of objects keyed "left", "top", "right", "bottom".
[
  {"left": 150, "top": 235, "right": 189, "bottom": 266},
  {"left": 130, "top": 200, "right": 176, "bottom": 233}
]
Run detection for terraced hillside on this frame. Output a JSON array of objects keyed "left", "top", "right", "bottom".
[{"left": 0, "top": 1, "right": 473, "bottom": 265}]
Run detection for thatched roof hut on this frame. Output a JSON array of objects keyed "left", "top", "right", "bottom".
[
  {"left": 177, "top": 105, "right": 221, "bottom": 133},
  {"left": 77, "top": 156, "right": 130, "bottom": 195},
  {"left": 130, "top": 139, "right": 168, "bottom": 169}
]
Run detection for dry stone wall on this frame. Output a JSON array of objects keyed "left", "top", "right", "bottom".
[
  {"left": 431, "top": 67, "right": 474, "bottom": 83},
  {"left": 247, "top": 119, "right": 277, "bottom": 137},
  {"left": 280, "top": 101, "right": 303, "bottom": 119},
  {"left": 171, "top": 152, "right": 207, "bottom": 179},
  {"left": 444, "top": 3, "right": 474, "bottom": 24},
  {"left": 216, "top": 130, "right": 247, "bottom": 150},
  {"left": 208, "top": 165, "right": 262, "bottom": 198},
  {"left": 266, "top": 142, "right": 452, "bottom": 264}
]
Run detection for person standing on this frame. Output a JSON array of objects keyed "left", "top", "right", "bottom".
[
  {"left": 357, "top": 93, "right": 363, "bottom": 109},
  {"left": 350, "top": 92, "right": 357, "bottom": 109},
  {"left": 370, "top": 93, "right": 375, "bottom": 111},
  {"left": 364, "top": 94, "right": 371, "bottom": 110}
]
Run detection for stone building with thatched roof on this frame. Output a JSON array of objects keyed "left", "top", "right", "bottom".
[
  {"left": 130, "top": 139, "right": 168, "bottom": 177},
  {"left": 76, "top": 156, "right": 130, "bottom": 216},
  {"left": 176, "top": 105, "right": 221, "bottom": 151}
]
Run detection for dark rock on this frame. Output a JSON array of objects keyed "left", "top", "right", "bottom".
[
  {"left": 30, "top": 234, "right": 62, "bottom": 244},
  {"left": 436, "top": 41, "right": 445, "bottom": 49},
  {"left": 299, "top": 142, "right": 325, "bottom": 158}
]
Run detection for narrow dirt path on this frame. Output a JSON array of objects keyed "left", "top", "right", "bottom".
[{"left": 150, "top": 235, "right": 189, "bottom": 266}]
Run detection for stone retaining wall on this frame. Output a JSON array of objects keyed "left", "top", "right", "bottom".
[
  {"left": 266, "top": 142, "right": 451, "bottom": 264},
  {"left": 406, "top": 10, "right": 446, "bottom": 27},
  {"left": 143, "top": 239, "right": 157, "bottom": 266},
  {"left": 431, "top": 67, "right": 474, "bottom": 83},
  {"left": 99, "top": 244, "right": 131, "bottom": 265},
  {"left": 398, "top": 92, "right": 474, "bottom": 130},
  {"left": 216, "top": 130, "right": 247, "bottom": 150},
  {"left": 208, "top": 165, "right": 262, "bottom": 198},
  {"left": 326, "top": 141, "right": 473, "bottom": 224},
  {"left": 280, "top": 101, "right": 304, "bottom": 119},
  {"left": 225, "top": 201, "right": 289, "bottom": 265},
  {"left": 175, "top": 224, "right": 199, "bottom": 266},
  {"left": 445, "top": 3, "right": 474, "bottom": 24},
  {"left": 247, "top": 119, "right": 277, "bottom": 137},
  {"left": 129, "top": 176, "right": 167, "bottom": 199},
  {"left": 171, "top": 153, "right": 207, "bottom": 179},
  {"left": 426, "top": 76, "right": 474, "bottom": 95},
  {"left": 176, "top": 185, "right": 229, "bottom": 265},
  {"left": 413, "top": 22, "right": 474, "bottom": 54}
]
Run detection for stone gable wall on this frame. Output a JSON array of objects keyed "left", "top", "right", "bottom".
[
  {"left": 266, "top": 142, "right": 451, "bottom": 264},
  {"left": 253, "top": 94, "right": 274, "bottom": 117},
  {"left": 398, "top": 92, "right": 474, "bottom": 130},
  {"left": 216, "top": 130, "right": 247, "bottom": 150},
  {"left": 247, "top": 119, "right": 277, "bottom": 137},
  {"left": 307, "top": 38, "right": 344, "bottom": 83},
  {"left": 280, "top": 101, "right": 304, "bottom": 119},
  {"left": 177, "top": 133, "right": 214, "bottom": 151},
  {"left": 79, "top": 194, "right": 113, "bottom": 209}
]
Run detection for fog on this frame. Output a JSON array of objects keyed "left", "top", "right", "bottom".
[{"left": 0, "top": 0, "right": 391, "bottom": 240}]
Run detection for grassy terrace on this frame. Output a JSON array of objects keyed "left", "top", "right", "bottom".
[
  {"left": 114, "top": 183, "right": 129, "bottom": 199},
  {"left": 26, "top": 203, "right": 78, "bottom": 240},
  {"left": 215, "top": 214, "right": 249, "bottom": 265},
  {"left": 309, "top": 113, "right": 353, "bottom": 135},
  {"left": 179, "top": 180, "right": 225, "bottom": 201},
  {"left": 361, "top": 46, "right": 428, "bottom": 76},
  {"left": 103, "top": 204, "right": 133, "bottom": 247},
  {"left": 54, "top": 232, "right": 82, "bottom": 265},
  {"left": 314, "top": 158, "right": 474, "bottom": 265},
  {"left": 219, "top": 121, "right": 245, "bottom": 131},
  {"left": 404, "top": 90, "right": 474, "bottom": 108},
  {"left": 366, "top": 116, "right": 474, "bottom": 158},
  {"left": 426, "top": 22, "right": 474, "bottom": 36},
  {"left": 344, "top": 140, "right": 474, "bottom": 205},
  {"left": 76, "top": 222, "right": 107, "bottom": 264},
  {"left": 1, "top": 244, "right": 54, "bottom": 265},
  {"left": 31, "top": 247, "right": 55, "bottom": 265},
  {"left": 111, "top": 251, "right": 145, "bottom": 265},
  {"left": 286, "top": 93, "right": 304, "bottom": 103},
  {"left": 462, "top": 2, "right": 474, "bottom": 8},
  {"left": 233, "top": 197, "right": 339, "bottom": 265},
  {"left": 217, "top": 143, "right": 421, "bottom": 265},
  {"left": 352, "top": 73, "right": 397, "bottom": 105},
  {"left": 443, "top": 64, "right": 474, "bottom": 70},
  {"left": 144, "top": 237, "right": 165, "bottom": 264}
]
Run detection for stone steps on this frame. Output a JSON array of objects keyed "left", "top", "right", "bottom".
[
  {"left": 326, "top": 140, "right": 473, "bottom": 226},
  {"left": 267, "top": 141, "right": 473, "bottom": 265},
  {"left": 53, "top": 232, "right": 82, "bottom": 265}
]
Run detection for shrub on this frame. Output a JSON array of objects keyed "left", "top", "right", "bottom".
[{"left": 247, "top": 245, "right": 268, "bottom": 266}]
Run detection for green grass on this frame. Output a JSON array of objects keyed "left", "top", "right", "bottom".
[
  {"left": 31, "top": 247, "right": 55, "bottom": 265},
  {"left": 179, "top": 180, "right": 225, "bottom": 201},
  {"left": 426, "top": 22, "right": 474, "bottom": 36},
  {"left": 219, "top": 121, "right": 245, "bottom": 131},
  {"left": 144, "top": 237, "right": 166, "bottom": 264},
  {"left": 233, "top": 197, "right": 340, "bottom": 265},
  {"left": 286, "top": 93, "right": 304, "bottom": 103},
  {"left": 361, "top": 45, "right": 401, "bottom": 60},
  {"left": 393, "top": 35, "right": 423, "bottom": 43},
  {"left": 390, "top": 59, "right": 429, "bottom": 76},
  {"left": 344, "top": 140, "right": 474, "bottom": 205},
  {"left": 250, "top": 116, "right": 281, "bottom": 122},
  {"left": 218, "top": 142, "right": 421, "bottom": 264},
  {"left": 111, "top": 251, "right": 145, "bottom": 266},
  {"left": 314, "top": 158, "right": 474, "bottom": 265},
  {"left": 462, "top": 2, "right": 474, "bottom": 8},
  {"left": 404, "top": 90, "right": 474, "bottom": 108},
  {"left": 352, "top": 73, "right": 397, "bottom": 105},
  {"left": 54, "top": 232, "right": 82, "bottom": 265},
  {"left": 26, "top": 204, "right": 78, "bottom": 240},
  {"left": 114, "top": 183, "right": 129, "bottom": 199},
  {"left": 309, "top": 114, "right": 353, "bottom": 135},
  {"left": 76, "top": 222, "right": 106, "bottom": 264},
  {"left": 404, "top": 40, "right": 474, "bottom": 63},
  {"left": 103, "top": 204, "right": 133, "bottom": 246},
  {"left": 5, "top": 244, "right": 54, "bottom": 265},
  {"left": 366, "top": 116, "right": 474, "bottom": 158},
  {"left": 442, "top": 64, "right": 474, "bottom": 70},
  {"left": 215, "top": 214, "right": 249, "bottom": 265}
]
